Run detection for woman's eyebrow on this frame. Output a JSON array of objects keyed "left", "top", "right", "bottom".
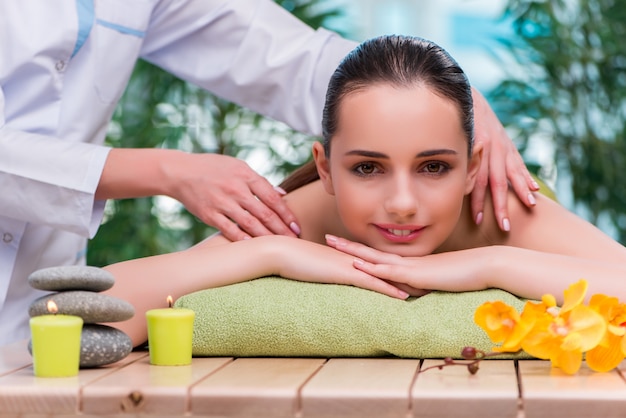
[
  {"left": 417, "top": 149, "right": 458, "bottom": 157},
  {"left": 345, "top": 150, "right": 389, "bottom": 158},
  {"left": 344, "top": 149, "right": 458, "bottom": 158}
]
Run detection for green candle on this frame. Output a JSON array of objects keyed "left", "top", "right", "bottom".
[
  {"left": 29, "top": 300, "right": 83, "bottom": 377},
  {"left": 146, "top": 296, "right": 195, "bottom": 366}
]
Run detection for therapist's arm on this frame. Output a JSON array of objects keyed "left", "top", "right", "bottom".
[
  {"left": 96, "top": 148, "right": 301, "bottom": 241},
  {"left": 0, "top": 126, "right": 109, "bottom": 237}
]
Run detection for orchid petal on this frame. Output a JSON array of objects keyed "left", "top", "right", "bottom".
[
  {"left": 474, "top": 301, "right": 520, "bottom": 344},
  {"left": 553, "top": 349, "right": 583, "bottom": 375},
  {"left": 561, "top": 279, "right": 587, "bottom": 313},
  {"left": 561, "top": 332, "right": 583, "bottom": 351},
  {"left": 608, "top": 324, "right": 626, "bottom": 337},
  {"left": 568, "top": 305, "right": 606, "bottom": 351},
  {"left": 586, "top": 333, "right": 625, "bottom": 372}
]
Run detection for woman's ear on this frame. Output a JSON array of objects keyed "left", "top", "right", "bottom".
[
  {"left": 312, "top": 142, "right": 335, "bottom": 195},
  {"left": 464, "top": 142, "right": 483, "bottom": 195}
]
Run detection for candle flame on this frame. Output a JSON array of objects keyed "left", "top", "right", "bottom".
[
  {"left": 167, "top": 295, "right": 173, "bottom": 308},
  {"left": 47, "top": 300, "right": 58, "bottom": 314}
]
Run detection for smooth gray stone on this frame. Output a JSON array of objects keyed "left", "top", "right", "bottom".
[
  {"left": 28, "top": 266, "right": 115, "bottom": 292},
  {"left": 28, "top": 324, "right": 133, "bottom": 368},
  {"left": 79, "top": 324, "right": 134, "bottom": 367},
  {"left": 29, "top": 291, "right": 135, "bottom": 323}
]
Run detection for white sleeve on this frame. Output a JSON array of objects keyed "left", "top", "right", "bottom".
[
  {"left": 140, "top": 0, "right": 358, "bottom": 136},
  {"left": 0, "top": 88, "right": 110, "bottom": 238}
]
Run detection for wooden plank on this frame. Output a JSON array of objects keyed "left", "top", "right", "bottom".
[
  {"left": 300, "top": 358, "right": 419, "bottom": 418},
  {"left": 411, "top": 359, "right": 519, "bottom": 418},
  {"left": 81, "top": 355, "right": 232, "bottom": 415},
  {"left": 191, "top": 357, "right": 326, "bottom": 418},
  {"left": 0, "top": 351, "right": 145, "bottom": 415},
  {"left": 519, "top": 360, "right": 626, "bottom": 418},
  {"left": 0, "top": 340, "right": 32, "bottom": 376},
  {"left": 0, "top": 415, "right": 50, "bottom": 418}
]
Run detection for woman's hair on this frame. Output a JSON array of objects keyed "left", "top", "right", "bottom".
[{"left": 279, "top": 34, "right": 474, "bottom": 193}]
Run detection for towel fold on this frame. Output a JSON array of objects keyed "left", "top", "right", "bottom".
[{"left": 175, "top": 277, "right": 532, "bottom": 359}]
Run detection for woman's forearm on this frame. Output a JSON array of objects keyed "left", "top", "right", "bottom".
[
  {"left": 483, "top": 245, "right": 626, "bottom": 303},
  {"left": 329, "top": 237, "right": 626, "bottom": 305},
  {"left": 102, "top": 233, "right": 409, "bottom": 347},
  {"left": 103, "top": 236, "right": 283, "bottom": 346}
]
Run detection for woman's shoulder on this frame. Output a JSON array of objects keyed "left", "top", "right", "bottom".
[
  {"left": 492, "top": 186, "right": 626, "bottom": 260},
  {"left": 283, "top": 180, "right": 347, "bottom": 244},
  {"left": 188, "top": 180, "right": 346, "bottom": 250},
  {"left": 478, "top": 186, "right": 559, "bottom": 247},
  {"left": 459, "top": 186, "right": 555, "bottom": 249}
]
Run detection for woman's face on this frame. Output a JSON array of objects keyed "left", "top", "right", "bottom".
[{"left": 314, "top": 83, "right": 481, "bottom": 257}]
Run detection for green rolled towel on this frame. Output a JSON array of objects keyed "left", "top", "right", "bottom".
[
  {"left": 175, "top": 277, "right": 531, "bottom": 359},
  {"left": 176, "top": 174, "right": 552, "bottom": 359}
]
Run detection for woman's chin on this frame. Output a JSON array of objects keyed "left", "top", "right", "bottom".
[{"left": 370, "top": 242, "right": 436, "bottom": 257}]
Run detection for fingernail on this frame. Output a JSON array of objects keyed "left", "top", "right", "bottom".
[
  {"left": 325, "top": 234, "right": 337, "bottom": 245},
  {"left": 475, "top": 212, "right": 483, "bottom": 225},
  {"left": 353, "top": 258, "right": 364, "bottom": 267},
  {"left": 398, "top": 290, "right": 410, "bottom": 299},
  {"left": 502, "top": 218, "right": 511, "bottom": 232},
  {"left": 274, "top": 186, "right": 287, "bottom": 195},
  {"left": 531, "top": 180, "right": 540, "bottom": 190},
  {"left": 290, "top": 221, "right": 301, "bottom": 236},
  {"left": 243, "top": 235, "right": 251, "bottom": 240},
  {"left": 528, "top": 192, "right": 537, "bottom": 206}
]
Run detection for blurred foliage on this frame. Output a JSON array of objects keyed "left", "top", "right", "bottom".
[
  {"left": 87, "top": 0, "right": 346, "bottom": 266},
  {"left": 489, "top": 0, "right": 626, "bottom": 242}
]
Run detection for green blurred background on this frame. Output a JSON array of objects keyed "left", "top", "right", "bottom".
[{"left": 87, "top": 0, "right": 626, "bottom": 266}]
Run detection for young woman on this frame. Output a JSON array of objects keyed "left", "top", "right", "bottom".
[{"left": 104, "top": 35, "right": 626, "bottom": 347}]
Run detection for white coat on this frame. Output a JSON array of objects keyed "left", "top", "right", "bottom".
[{"left": 0, "top": 0, "right": 356, "bottom": 345}]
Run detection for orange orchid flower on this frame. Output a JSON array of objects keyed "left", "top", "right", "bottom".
[
  {"left": 474, "top": 301, "right": 522, "bottom": 350},
  {"left": 475, "top": 280, "right": 608, "bottom": 375},
  {"left": 585, "top": 293, "right": 626, "bottom": 372},
  {"left": 522, "top": 280, "right": 606, "bottom": 374}
]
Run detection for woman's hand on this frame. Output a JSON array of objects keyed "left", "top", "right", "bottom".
[
  {"left": 325, "top": 235, "right": 489, "bottom": 295},
  {"left": 471, "top": 88, "right": 539, "bottom": 231},
  {"left": 267, "top": 236, "right": 410, "bottom": 300}
]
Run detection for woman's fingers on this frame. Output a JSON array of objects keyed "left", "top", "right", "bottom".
[{"left": 325, "top": 234, "right": 400, "bottom": 263}]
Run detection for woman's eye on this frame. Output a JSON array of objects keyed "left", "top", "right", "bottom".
[
  {"left": 422, "top": 162, "right": 448, "bottom": 174},
  {"left": 354, "top": 162, "right": 378, "bottom": 175}
]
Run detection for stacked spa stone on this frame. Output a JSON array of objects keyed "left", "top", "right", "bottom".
[{"left": 28, "top": 266, "right": 135, "bottom": 368}]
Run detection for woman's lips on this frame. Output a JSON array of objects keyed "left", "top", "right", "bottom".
[{"left": 375, "top": 224, "right": 425, "bottom": 243}]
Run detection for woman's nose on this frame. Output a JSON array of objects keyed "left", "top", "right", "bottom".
[{"left": 383, "top": 175, "right": 418, "bottom": 218}]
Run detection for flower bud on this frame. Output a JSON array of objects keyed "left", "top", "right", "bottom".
[{"left": 461, "top": 346, "right": 477, "bottom": 359}]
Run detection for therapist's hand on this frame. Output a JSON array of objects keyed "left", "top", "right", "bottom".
[
  {"left": 470, "top": 88, "right": 539, "bottom": 232},
  {"left": 169, "top": 153, "right": 300, "bottom": 241},
  {"left": 97, "top": 149, "right": 300, "bottom": 241}
]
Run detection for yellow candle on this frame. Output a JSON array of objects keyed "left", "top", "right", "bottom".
[
  {"left": 146, "top": 296, "right": 195, "bottom": 366},
  {"left": 29, "top": 300, "right": 83, "bottom": 377}
]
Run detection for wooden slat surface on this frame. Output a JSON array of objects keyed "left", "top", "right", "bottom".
[
  {"left": 0, "top": 340, "right": 31, "bottom": 376},
  {"left": 0, "top": 351, "right": 144, "bottom": 415},
  {"left": 300, "top": 358, "right": 420, "bottom": 418},
  {"left": 412, "top": 359, "right": 520, "bottom": 418},
  {"left": 81, "top": 355, "right": 232, "bottom": 415},
  {"left": 191, "top": 357, "right": 326, "bottom": 418},
  {"left": 1, "top": 341, "right": 625, "bottom": 418},
  {"left": 519, "top": 359, "right": 626, "bottom": 418}
]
